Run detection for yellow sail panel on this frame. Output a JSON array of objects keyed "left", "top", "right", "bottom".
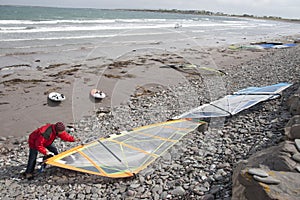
[{"left": 46, "top": 119, "right": 204, "bottom": 178}]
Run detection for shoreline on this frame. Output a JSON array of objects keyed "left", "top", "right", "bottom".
[
  {"left": 0, "top": 33, "right": 299, "bottom": 199},
  {"left": 0, "top": 34, "right": 299, "bottom": 137},
  {"left": 0, "top": 40, "right": 284, "bottom": 137}
]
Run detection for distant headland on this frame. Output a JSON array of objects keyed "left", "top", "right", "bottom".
[{"left": 123, "top": 9, "right": 300, "bottom": 23}]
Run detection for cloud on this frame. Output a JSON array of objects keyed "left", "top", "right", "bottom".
[
  {"left": 216, "top": 0, "right": 272, "bottom": 7},
  {"left": 216, "top": 0, "right": 297, "bottom": 8}
]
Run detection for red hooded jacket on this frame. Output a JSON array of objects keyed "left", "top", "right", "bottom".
[{"left": 28, "top": 124, "right": 75, "bottom": 155}]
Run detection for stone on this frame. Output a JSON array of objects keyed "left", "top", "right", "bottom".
[
  {"left": 285, "top": 115, "right": 300, "bottom": 139},
  {"left": 129, "top": 183, "right": 140, "bottom": 189},
  {"left": 202, "top": 194, "right": 215, "bottom": 200},
  {"left": 171, "top": 186, "right": 186, "bottom": 196},
  {"left": 248, "top": 168, "right": 268, "bottom": 177},
  {"left": 126, "top": 190, "right": 135, "bottom": 197},
  {"left": 241, "top": 141, "right": 298, "bottom": 171},
  {"left": 152, "top": 185, "right": 162, "bottom": 193},
  {"left": 295, "top": 139, "right": 300, "bottom": 152},
  {"left": 287, "top": 93, "right": 300, "bottom": 115},
  {"left": 234, "top": 170, "right": 300, "bottom": 199},
  {"left": 253, "top": 175, "right": 281, "bottom": 185},
  {"left": 296, "top": 166, "right": 300, "bottom": 173},
  {"left": 292, "top": 153, "right": 300, "bottom": 163}
]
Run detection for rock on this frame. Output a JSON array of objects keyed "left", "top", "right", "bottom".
[
  {"left": 127, "top": 189, "right": 136, "bottom": 197},
  {"left": 285, "top": 115, "right": 300, "bottom": 139},
  {"left": 234, "top": 141, "right": 298, "bottom": 172},
  {"left": 129, "top": 183, "right": 140, "bottom": 189},
  {"left": 160, "top": 191, "right": 169, "bottom": 199},
  {"left": 296, "top": 166, "right": 300, "bottom": 173},
  {"left": 295, "top": 139, "right": 300, "bottom": 152},
  {"left": 153, "top": 192, "right": 160, "bottom": 200},
  {"left": 77, "top": 193, "right": 85, "bottom": 199},
  {"left": 210, "top": 164, "right": 216, "bottom": 171},
  {"left": 232, "top": 137, "right": 300, "bottom": 199},
  {"left": 252, "top": 175, "right": 280, "bottom": 184},
  {"left": 171, "top": 186, "right": 186, "bottom": 196},
  {"left": 248, "top": 168, "right": 269, "bottom": 177},
  {"left": 287, "top": 91, "right": 300, "bottom": 115},
  {"left": 292, "top": 153, "right": 300, "bottom": 163},
  {"left": 234, "top": 170, "right": 300, "bottom": 199},
  {"left": 152, "top": 184, "right": 162, "bottom": 194},
  {"left": 198, "top": 123, "right": 208, "bottom": 133},
  {"left": 202, "top": 194, "right": 215, "bottom": 200}
]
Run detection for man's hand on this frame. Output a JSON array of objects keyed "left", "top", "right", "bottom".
[
  {"left": 43, "top": 152, "right": 54, "bottom": 162},
  {"left": 46, "top": 151, "right": 54, "bottom": 156},
  {"left": 74, "top": 138, "right": 81, "bottom": 142}
]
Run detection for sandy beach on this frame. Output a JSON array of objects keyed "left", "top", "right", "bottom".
[{"left": 0, "top": 35, "right": 296, "bottom": 137}]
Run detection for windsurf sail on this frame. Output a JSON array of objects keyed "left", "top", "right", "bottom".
[
  {"left": 46, "top": 119, "right": 204, "bottom": 178},
  {"left": 174, "top": 83, "right": 292, "bottom": 119},
  {"left": 234, "top": 83, "right": 291, "bottom": 95},
  {"left": 229, "top": 43, "right": 297, "bottom": 50}
]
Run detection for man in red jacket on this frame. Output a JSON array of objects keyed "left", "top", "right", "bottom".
[{"left": 23, "top": 122, "right": 80, "bottom": 180}]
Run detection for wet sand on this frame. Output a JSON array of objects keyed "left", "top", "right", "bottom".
[{"left": 0, "top": 34, "right": 298, "bottom": 137}]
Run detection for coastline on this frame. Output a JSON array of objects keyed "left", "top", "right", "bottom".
[
  {"left": 0, "top": 32, "right": 299, "bottom": 198},
  {"left": 0, "top": 6, "right": 300, "bottom": 195},
  {"left": 1, "top": 32, "right": 299, "bottom": 138},
  {"left": 0, "top": 38, "right": 291, "bottom": 137},
  {"left": 122, "top": 9, "right": 300, "bottom": 23}
]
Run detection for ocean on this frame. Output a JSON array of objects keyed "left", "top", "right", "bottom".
[{"left": 0, "top": 5, "right": 300, "bottom": 69}]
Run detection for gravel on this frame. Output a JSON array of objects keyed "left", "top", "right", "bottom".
[{"left": 0, "top": 45, "right": 299, "bottom": 199}]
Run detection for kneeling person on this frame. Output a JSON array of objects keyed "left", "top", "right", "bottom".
[{"left": 23, "top": 122, "right": 80, "bottom": 179}]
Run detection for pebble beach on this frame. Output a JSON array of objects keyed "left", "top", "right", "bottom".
[
  {"left": 0, "top": 37, "right": 299, "bottom": 199},
  {"left": 1, "top": 5, "right": 300, "bottom": 199}
]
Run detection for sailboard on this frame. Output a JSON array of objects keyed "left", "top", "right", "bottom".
[
  {"left": 46, "top": 119, "right": 204, "bottom": 178},
  {"left": 48, "top": 92, "right": 66, "bottom": 102},
  {"left": 174, "top": 83, "right": 292, "bottom": 119},
  {"left": 90, "top": 89, "right": 106, "bottom": 99}
]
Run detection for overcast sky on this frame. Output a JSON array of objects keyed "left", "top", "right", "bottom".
[{"left": 0, "top": 0, "right": 299, "bottom": 19}]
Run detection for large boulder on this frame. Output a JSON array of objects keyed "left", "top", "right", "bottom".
[
  {"left": 232, "top": 141, "right": 300, "bottom": 200},
  {"left": 234, "top": 170, "right": 300, "bottom": 200}
]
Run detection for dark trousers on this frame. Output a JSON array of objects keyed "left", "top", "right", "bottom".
[{"left": 25, "top": 144, "right": 59, "bottom": 174}]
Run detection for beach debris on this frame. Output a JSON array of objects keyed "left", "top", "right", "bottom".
[{"left": 166, "top": 64, "right": 227, "bottom": 75}]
